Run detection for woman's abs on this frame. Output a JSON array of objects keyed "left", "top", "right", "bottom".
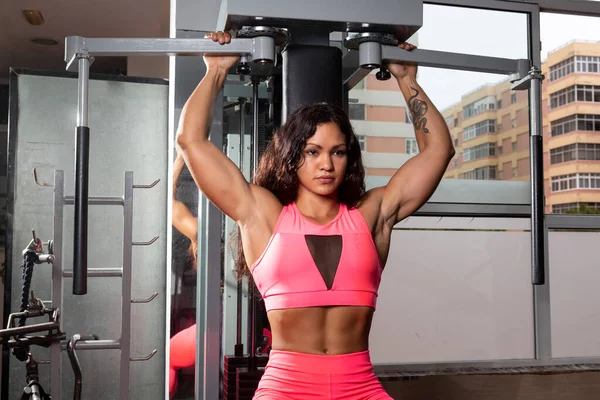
[{"left": 267, "top": 306, "right": 373, "bottom": 355}]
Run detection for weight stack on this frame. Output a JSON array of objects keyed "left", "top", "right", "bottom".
[{"left": 222, "top": 355, "right": 268, "bottom": 400}]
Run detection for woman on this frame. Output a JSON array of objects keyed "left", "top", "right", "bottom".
[{"left": 177, "top": 31, "right": 454, "bottom": 399}]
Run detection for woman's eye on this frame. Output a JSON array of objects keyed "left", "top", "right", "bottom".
[
  {"left": 306, "top": 150, "right": 317, "bottom": 155},
  {"left": 334, "top": 150, "right": 346, "bottom": 156}
]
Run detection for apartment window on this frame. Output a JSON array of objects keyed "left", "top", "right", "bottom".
[
  {"left": 461, "top": 166, "right": 496, "bottom": 180},
  {"left": 445, "top": 116, "right": 455, "bottom": 127},
  {"left": 511, "top": 93, "right": 517, "bottom": 104},
  {"left": 550, "top": 114, "right": 600, "bottom": 137},
  {"left": 463, "top": 119, "right": 495, "bottom": 141},
  {"left": 512, "top": 118, "right": 517, "bottom": 128},
  {"left": 357, "top": 135, "right": 366, "bottom": 151},
  {"left": 549, "top": 57, "right": 576, "bottom": 82},
  {"left": 550, "top": 85, "right": 600, "bottom": 109},
  {"left": 576, "top": 56, "right": 600, "bottom": 74},
  {"left": 551, "top": 173, "right": 600, "bottom": 192},
  {"left": 454, "top": 118, "right": 458, "bottom": 128},
  {"left": 348, "top": 103, "right": 366, "bottom": 120},
  {"left": 513, "top": 167, "right": 518, "bottom": 177},
  {"left": 550, "top": 56, "right": 600, "bottom": 82},
  {"left": 406, "top": 138, "right": 419, "bottom": 155},
  {"left": 463, "top": 142, "right": 496, "bottom": 162},
  {"left": 462, "top": 96, "right": 496, "bottom": 119},
  {"left": 552, "top": 202, "right": 600, "bottom": 214},
  {"left": 454, "top": 159, "right": 459, "bottom": 168},
  {"left": 550, "top": 143, "right": 600, "bottom": 164},
  {"left": 454, "top": 138, "right": 458, "bottom": 147},
  {"left": 498, "top": 146, "right": 503, "bottom": 155},
  {"left": 497, "top": 100, "right": 502, "bottom": 109},
  {"left": 498, "top": 123, "right": 502, "bottom": 132},
  {"left": 512, "top": 142, "right": 517, "bottom": 152}
]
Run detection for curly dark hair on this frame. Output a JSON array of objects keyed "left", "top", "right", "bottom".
[{"left": 230, "top": 103, "right": 366, "bottom": 280}]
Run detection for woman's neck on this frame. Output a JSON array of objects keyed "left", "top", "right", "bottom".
[{"left": 295, "top": 188, "right": 339, "bottom": 220}]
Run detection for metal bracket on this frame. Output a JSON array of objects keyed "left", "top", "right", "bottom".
[
  {"left": 133, "top": 179, "right": 160, "bottom": 189},
  {"left": 131, "top": 292, "right": 158, "bottom": 304},
  {"left": 132, "top": 236, "right": 159, "bottom": 246},
  {"left": 130, "top": 349, "right": 157, "bottom": 361},
  {"left": 33, "top": 168, "right": 53, "bottom": 187},
  {"left": 511, "top": 66, "right": 545, "bottom": 91}
]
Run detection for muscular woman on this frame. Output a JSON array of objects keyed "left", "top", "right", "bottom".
[{"left": 177, "top": 31, "right": 454, "bottom": 399}]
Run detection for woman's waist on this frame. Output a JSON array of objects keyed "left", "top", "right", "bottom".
[
  {"left": 268, "top": 306, "right": 373, "bottom": 356},
  {"left": 266, "top": 348, "right": 374, "bottom": 375}
]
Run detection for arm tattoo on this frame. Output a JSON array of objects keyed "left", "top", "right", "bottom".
[{"left": 408, "top": 86, "right": 430, "bottom": 134}]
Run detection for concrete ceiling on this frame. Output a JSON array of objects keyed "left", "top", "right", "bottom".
[{"left": 0, "top": 0, "right": 170, "bottom": 79}]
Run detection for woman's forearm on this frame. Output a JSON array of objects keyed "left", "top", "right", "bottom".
[
  {"left": 176, "top": 67, "right": 228, "bottom": 146},
  {"left": 397, "top": 76, "right": 454, "bottom": 155}
]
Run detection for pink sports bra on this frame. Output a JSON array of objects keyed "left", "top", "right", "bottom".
[{"left": 250, "top": 202, "right": 383, "bottom": 312}]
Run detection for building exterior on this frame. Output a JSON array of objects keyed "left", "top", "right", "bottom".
[
  {"left": 348, "top": 74, "right": 414, "bottom": 177},
  {"left": 441, "top": 41, "right": 600, "bottom": 214}
]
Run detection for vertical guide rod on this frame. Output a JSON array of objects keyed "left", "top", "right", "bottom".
[
  {"left": 73, "top": 56, "right": 91, "bottom": 295},
  {"left": 235, "top": 99, "right": 245, "bottom": 357},
  {"left": 248, "top": 78, "right": 260, "bottom": 370},
  {"left": 120, "top": 171, "right": 134, "bottom": 400},
  {"left": 50, "top": 170, "right": 65, "bottom": 399},
  {"left": 529, "top": 66, "right": 545, "bottom": 286}
]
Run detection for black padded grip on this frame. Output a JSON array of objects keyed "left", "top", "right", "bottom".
[
  {"left": 73, "top": 126, "right": 90, "bottom": 295},
  {"left": 282, "top": 44, "right": 343, "bottom": 121},
  {"left": 530, "top": 135, "right": 545, "bottom": 285}
]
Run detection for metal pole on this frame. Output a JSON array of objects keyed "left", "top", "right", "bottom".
[
  {"left": 120, "top": 171, "right": 134, "bottom": 400},
  {"left": 528, "top": 66, "right": 545, "bottom": 286},
  {"left": 50, "top": 170, "right": 65, "bottom": 399},
  {"left": 73, "top": 56, "right": 90, "bottom": 295},
  {"left": 247, "top": 78, "right": 260, "bottom": 370},
  {"left": 235, "top": 99, "right": 245, "bottom": 357}
]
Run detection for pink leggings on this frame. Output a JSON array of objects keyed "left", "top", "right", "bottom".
[
  {"left": 253, "top": 350, "right": 392, "bottom": 400},
  {"left": 169, "top": 324, "right": 196, "bottom": 397}
]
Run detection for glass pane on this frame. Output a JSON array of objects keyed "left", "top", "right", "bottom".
[
  {"left": 350, "top": 66, "right": 531, "bottom": 200},
  {"left": 549, "top": 230, "right": 600, "bottom": 357},
  {"left": 541, "top": 13, "right": 600, "bottom": 214},
  {"left": 370, "top": 217, "right": 534, "bottom": 364},
  {"left": 411, "top": 5, "right": 528, "bottom": 59}
]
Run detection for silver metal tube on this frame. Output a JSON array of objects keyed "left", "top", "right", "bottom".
[
  {"left": 50, "top": 170, "right": 65, "bottom": 399},
  {"left": 61, "top": 339, "right": 120, "bottom": 351},
  {"left": 358, "top": 41, "right": 381, "bottom": 69},
  {"left": 65, "top": 195, "right": 124, "bottom": 205},
  {"left": 120, "top": 171, "right": 134, "bottom": 400},
  {"left": 77, "top": 58, "right": 90, "bottom": 127},
  {"left": 252, "top": 79, "right": 260, "bottom": 178},
  {"left": 63, "top": 268, "right": 123, "bottom": 278}
]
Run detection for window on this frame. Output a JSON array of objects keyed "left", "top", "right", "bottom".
[
  {"left": 462, "top": 96, "right": 496, "bottom": 119},
  {"left": 550, "top": 85, "right": 600, "bottom": 109},
  {"left": 511, "top": 93, "right": 517, "bottom": 104},
  {"left": 513, "top": 167, "right": 518, "bottom": 177},
  {"left": 454, "top": 138, "right": 458, "bottom": 147},
  {"left": 549, "top": 56, "right": 600, "bottom": 82},
  {"left": 454, "top": 118, "right": 458, "bottom": 128},
  {"left": 348, "top": 103, "right": 366, "bottom": 120},
  {"left": 406, "top": 138, "right": 419, "bottom": 155},
  {"left": 463, "top": 142, "right": 496, "bottom": 162},
  {"left": 445, "top": 116, "right": 455, "bottom": 127},
  {"left": 550, "top": 143, "right": 600, "bottom": 164},
  {"left": 463, "top": 119, "right": 496, "bottom": 141},
  {"left": 498, "top": 146, "right": 503, "bottom": 155},
  {"left": 512, "top": 118, "right": 517, "bottom": 128},
  {"left": 498, "top": 123, "right": 502, "bottom": 132},
  {"left": 497, "top": 100, "right": 502, "bottom": 109},
  {"left": 551, "top": 173, "right": 600, "bottom": 192},
  {"left": 550, "top": 114, "right": 600, "bottom": 137},
  {"left": 512, "top": 142, "right": 517, "bottom": 152},
  {"left": 357, "top": 135, "right": 366, "bottom": 151},
  {"left": 460, "top": 166, "right": 496, "bottom": 180}
]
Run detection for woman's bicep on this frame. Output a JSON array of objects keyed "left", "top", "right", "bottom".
[{"left": 178, "top": 138, "right": 255, "bottom": 222}]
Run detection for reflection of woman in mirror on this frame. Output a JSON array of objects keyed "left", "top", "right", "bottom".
[
  {"left": 177, "top": 32, "right": 454, "bottom": 399},
  {"left": 169, "top": 152, "right": 197, "bottom": 398}
]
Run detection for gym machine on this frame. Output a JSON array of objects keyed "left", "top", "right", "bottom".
[{"left": 4, "top": 0, "right": 547, "bottom": 398}]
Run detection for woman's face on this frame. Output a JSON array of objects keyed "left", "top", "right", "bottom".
[{"left": 296, "top": 122, "right": 348, "bottom": 198}]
